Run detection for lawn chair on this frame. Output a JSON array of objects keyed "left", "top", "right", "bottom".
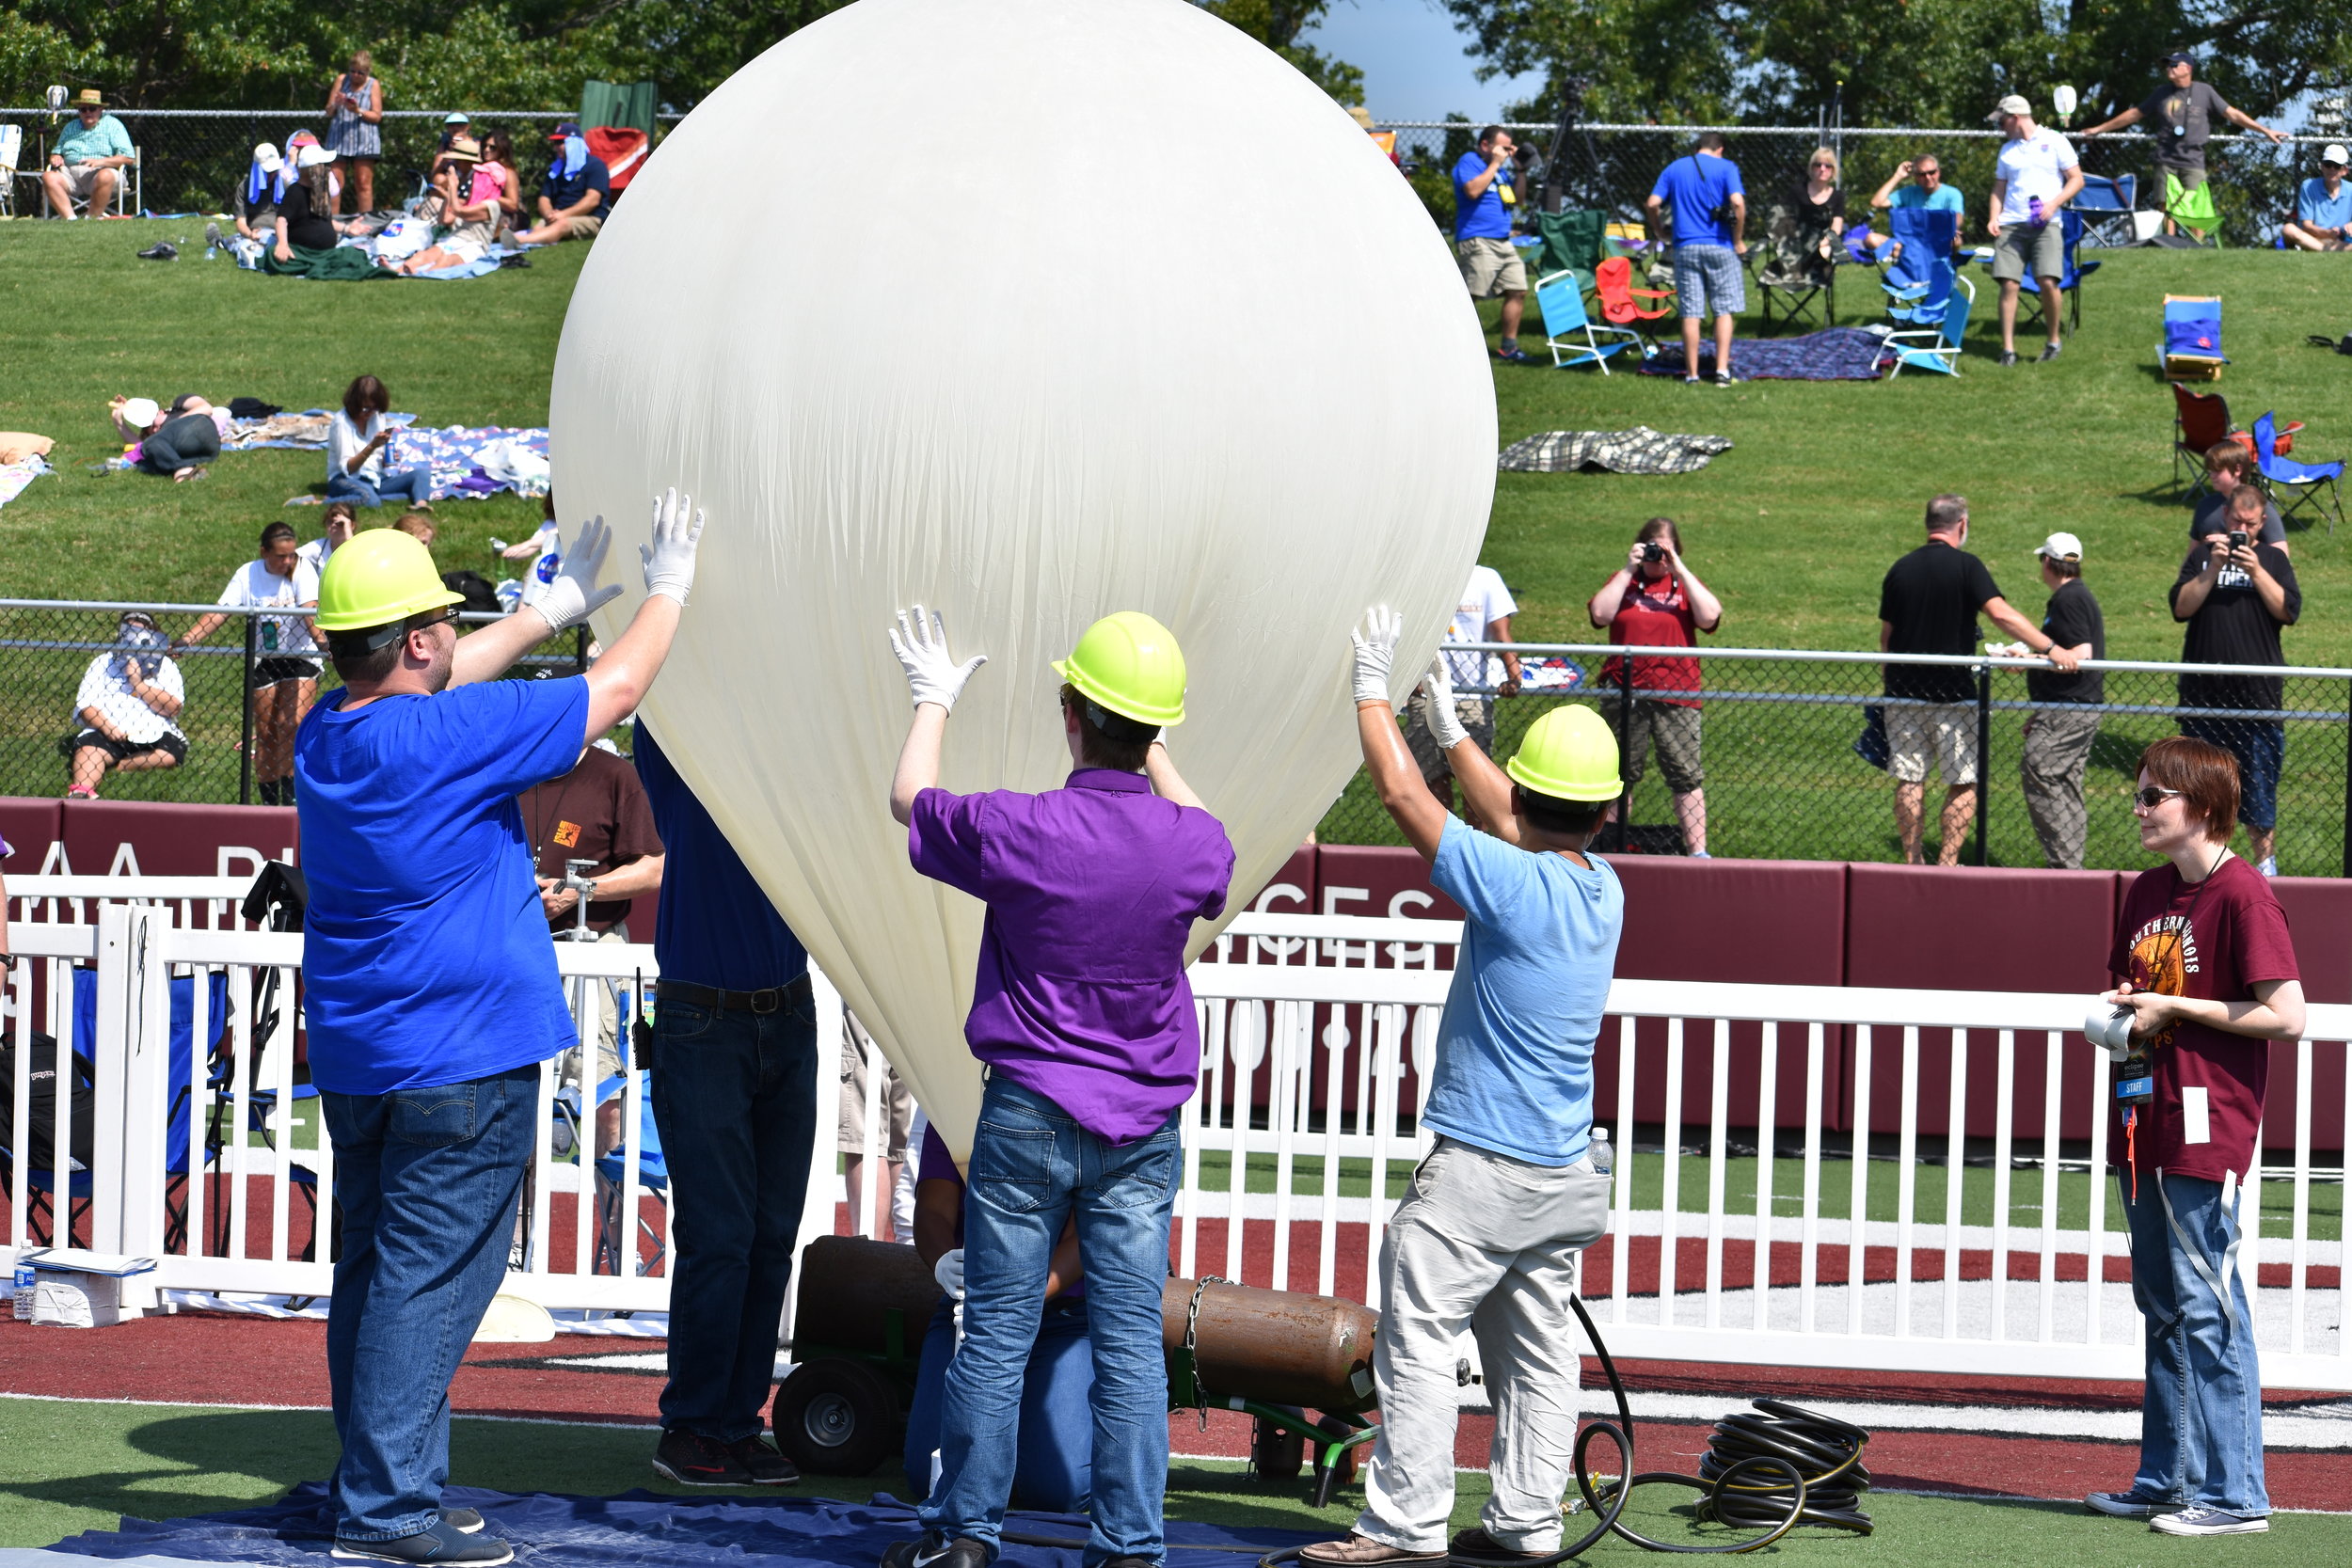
[
  {"left": 0, "top": 124, "right": 23, "bottom": 218},
  {"left": 1880, "top": 207, "right": 1958, "bottom": 324},
  {"left": 2170, "top": 386, "right": 2302, "bottom": 499},
  {"left": 1532, "top": 208, "right": 1607, "bottom": 292},
  {"left": 2074, "top": 173, "right": 2137, "bottom": 247},
  {"left": 1593, "top": 256, "right": 1674, "bottom": 340},
  {"left": 578, "top": 1070, "right": 669, "bottom": 1276},
  {"left": 2161, "top": 294, "right": 2227, "bottom": 381},
  {"left": 1534, "top": 271, "right": 1645, "bottom": 372},
  {"left": 2012, "top": 209, "right": 2099, "bottom": 334},
  {"left": 2163, "top": 171, "right": 2222, "bottom": 245},
  {"left": 1751, "top": 198, "right": 1837, "bottom": 330},
  {"left": 2253, "top": 412, "right": 2344, "bottom": 536},
  {"left": 1883, "top": 275, "right": 1975, "bottom": 378}
]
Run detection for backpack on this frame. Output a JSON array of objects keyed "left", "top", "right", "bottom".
[{"left": 0, "top": 1034, "right": 94, "bottom": 1175}]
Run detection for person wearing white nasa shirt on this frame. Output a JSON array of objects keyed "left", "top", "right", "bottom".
[
  {"left": 495, "top": 494, "right": 564, "bottom": 610},
  {"left": 1985, "top": 94, "right": 2082, "bottom": 367},
  {"left": 1404, "top": 564, "right": 1522, "bottom": 830}
]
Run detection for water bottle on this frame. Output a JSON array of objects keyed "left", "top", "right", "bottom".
[
  {"left": 1588, "top": 1125, "right": 1613, "bottom": 1178},
  {"left": 2028, "top": 196, "right": 2046, "bottom": 229},
  {"left": 11, "top": 1256, "right": 35, "bottom": 1321}
]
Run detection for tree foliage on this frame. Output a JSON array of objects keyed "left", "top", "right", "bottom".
[{"left": 1194, "top": 0, "right": 1364, "bottom": 106}]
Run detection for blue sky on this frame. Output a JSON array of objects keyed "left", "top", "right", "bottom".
[{"left": 1298, "top": 0, "right": 1548, "bottom": 123}]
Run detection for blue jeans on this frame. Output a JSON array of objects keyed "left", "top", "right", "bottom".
[
  {"left": 327, "top": 465, "right": 433, "bottom": 508},
  {"left": 2122, "top": 1169, "right": 2268, "bottom": 1514},
  {"left": 321, "top": 1064, "right": 540, "bottom": 1540},
  {"left": 647, "top": 989, "right": 820, "bottom": 1440},
  {"left": 2180, "top": 717, "right": 2283, "bottom": 832},
  {"left": 921, "top": 1077, "right": 1178, "bottom": 1565},
  {"left": 906, "top": 1296, "right": 1095, "bottom": 1513}
]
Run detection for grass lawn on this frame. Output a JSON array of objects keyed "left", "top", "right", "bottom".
[{"left": 3, "top": 1398, "right": 2345, "bottom": 1562}]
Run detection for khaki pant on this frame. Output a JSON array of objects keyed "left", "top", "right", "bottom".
[
  {"left": 1403, "top": 689, "right": 1494, "bottom": 787},
  {"left": 1597, "top": 696, "right": 1704, "bottom": 793},
  {"left": 838, "top": 1013, "right": 914, "bottom": 1159},
  {"left": 2021, "top": 708, "right": 2101, "bottom": 870}
]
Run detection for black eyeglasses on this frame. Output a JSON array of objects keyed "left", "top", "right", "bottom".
[
  {"left": 415, "top": 605, "right": 462, "bottom": 631},
  {"left": 2133, "top": 786, "right": 2183, "bottom": 810},
  {"left": 1917, "top": 168, "right": 1942, "bottom": 178}
]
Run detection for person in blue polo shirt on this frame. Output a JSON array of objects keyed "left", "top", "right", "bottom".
[
  {"left": 519, "top": 121, "right": 612, "bottom": 245},
  {"left": 1452, "top": 126, "right": 1532, "bottom": 363},
  {"left": 297, "top": 492, "right": 706, "bottom": 1566},
  {"left": 2283, "top": 143, "right": 2352, "bottom": 251}
]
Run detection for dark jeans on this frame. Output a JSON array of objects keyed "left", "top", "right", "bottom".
[
  {"left": 648, "top": 987, "right": 819, "bottom": 1441},
  {"left": 321, "top": 1063, "right": 540, "bottom": 1540},
  {"left": 135, "top": 413, "right": 222, "bottom": 474}
]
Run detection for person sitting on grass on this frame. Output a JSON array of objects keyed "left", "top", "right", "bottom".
[
  {"left": 67, "top": 611, "right": 187, "bottom": 800},
  {"left": 328, "top": 376, "right": 434, "bottom": 510},
  {"left": 394, "top": 136, "right": 503, "bottom": 275},
  {"left": 267, "top": 146, "right": 347, "bottom": 271},
  {"left": 516, "top": 122, "right": 611, "bottom": 245},
  {"left": 394, "top": 511, "right": 438, "bottom": 547},
  {"left": 2281, "top": 144, "right": 2352, "bottom": 252},
  {"left": 231, "top": 143, "right": 289, "bottom": 247},
  {"left": 113, "top": 395, "right": 221, "bottom": 483},
  {"left": 301, "top": 502, "right": 359, "bottom": 574}
]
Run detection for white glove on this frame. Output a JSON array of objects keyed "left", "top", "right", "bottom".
[
  {"left": 890, "top": 605, "right": 988, "bottom": 712},
  {"left": 641, "top": 486, "right": 707, "bottom": 607},
  {"left": 1419, "top": 658, "right": 1470, "bottom": 750},
  {"left": 932, "top": 1247, "right": 965, "bottom": 1299},
  {"left": 533, "top": 514, "right": 622, "bottom": 633},
  {"left": 1352, "top": 606, "right": 1403, "bottom": 707}
]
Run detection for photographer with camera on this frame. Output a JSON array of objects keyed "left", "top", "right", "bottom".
[
  {"left": 1587, "top": 517, "right": 1722, "bottom": 856},
  {"left": 2172, "top": 486, "right": 2298, "bottom": 876},
  {"left": 2083, "top": 736, "right": 2302, "bottom": 1536}
]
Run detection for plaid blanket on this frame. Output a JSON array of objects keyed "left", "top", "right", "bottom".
[
  {"left": 387, "top": 424, "right": 549, "bottom": 501},
  {"left": 1498, "top": 427, "right": 1733, "bottom": 476},
  {"left": 1637, "top": 327, "right": 1889, "bottom": 382}
]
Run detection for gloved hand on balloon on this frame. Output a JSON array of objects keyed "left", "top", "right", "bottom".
[
  {"left": 891, "top": 605, "right": 988, "bottom": 712},
  {"left": 1352, "top": 606, "right": 1404, "bottom": 708},
  {"left": 642, "top": 486, "right": 707, "bottom": 607},
  {"left": 932, "top": 1247, "right": 965, "bottom": 1299},
  {"left": 1419, "top": 657, "right": 1470, "bottom": 751},
  {"left": 534, "top": 514, "right": 622, "bottom": 633}
]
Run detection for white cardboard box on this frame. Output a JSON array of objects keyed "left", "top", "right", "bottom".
[{"left": 16, "top": 1248, "right": 157, "bottom": 1328}]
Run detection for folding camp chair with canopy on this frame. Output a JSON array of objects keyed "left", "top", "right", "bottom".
[
  {"left": 1880, "top": 207, "right": 1958, "bottom": 325},
  {"left": 1752, "top": 194, "right": 1838, "bottom": 330},
  {"left": 1534, "top": 270, "right": 1645, "bottom": 372},
  {"left": 2254, "top": 412, "right": 2344, "bottom": 536},
  {"left": 1883, "top": 275, "right": 1975, "bottom": 378},
  {"left": 1533, "top": 208, "right": 1607, "bottom": 293},
  {"left": 2161, "top": 294, "right": 2227, "bottom": 381}
]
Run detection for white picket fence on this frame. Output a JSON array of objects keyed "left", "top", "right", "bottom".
[{"left": 4, "top": 879, "right": 2344, "bottom": 1389}]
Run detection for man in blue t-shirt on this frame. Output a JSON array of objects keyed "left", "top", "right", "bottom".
[
  {"left": 519, "top": 120, "right": 612, "bottom": 244},
  {"left": 1302, "top": 610, "right": 1623, "bottom": 1568},
  {"left": 2283, "top": 144, "right": 2352, "bottom": 251},
  {"left": 1863, "top": 153, "right": 1966, "bottom": 260},
  {"left": 1645, "top": 133, "right": 1748, "bottom": 386},
  {"left": 1451, "top": 126, "right": 1533, "bottom": 363},
  {"left": 297, "top": 492, "right": 707, "bottom": 1566},
  {"left": 632, "top": 721, "right": 819, "bottom": 1491}
]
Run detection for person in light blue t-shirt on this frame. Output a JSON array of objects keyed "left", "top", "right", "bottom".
[
  {"left": 2283, "top": 146, "right": 2352, "bottom": 251},
  {"left": 1300, "top": 608, "right": 1623, "bottom": 1568},
  {"left": 1450, "top": 126, "right": 1532, "bottom": 363},
  {"left": 294, "top": 493, "right": 706, "bottom": 1568},
  {"left": 1645, "top": 134, "right": 1748, "bottom": 386}
]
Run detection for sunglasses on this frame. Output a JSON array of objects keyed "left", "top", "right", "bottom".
[
  {"left": 1811, "top": 162, "right": 1836, "bottom": 170},
  {"left": 1917, "top": 168, "right": 1942, "bottom": 177},
  {"left": 2133, "top": 786, "right": 2183, "bottom": 810}
]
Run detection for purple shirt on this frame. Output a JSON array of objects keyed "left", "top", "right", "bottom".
[{"left": 909, "top": 768, "right": 1234, "bottom": 1144}]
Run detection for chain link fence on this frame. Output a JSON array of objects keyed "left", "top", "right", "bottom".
[
  {"left": 1376, "top": 121, "right": 2335, "bottom": 251},
  {"left": 0, "top": 602, "right": 590, "bottom": 806},
  {"left": 1317, "top": 646, "right": 2352, "bottom": 876}
]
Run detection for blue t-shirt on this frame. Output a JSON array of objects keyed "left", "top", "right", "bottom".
[
  {"left": 1890, "top": 183, "right": 1965, "bottom": 215},
  {"left": 2297, "top": 177, "right": 2352, "bottom": 234},
  {"left": 633, "top": 721, "right": 807, "bottom": 990},
  {"left": 1650, "top": 153, "right": 1744, "bottom": 248},
  {"left": 1422, "top": 817, "right": 1624, "bottom": 1166},
  {"left": 542, "top": 154, "right": 612, "bottom": 220},
  {"left": 294, "top": 677, "right": 590, "bottom": 1095},
  {"left": 1451, "top": 150, "right": 1512, "bottom": 242}
]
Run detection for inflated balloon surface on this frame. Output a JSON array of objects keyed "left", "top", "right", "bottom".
[{"left": 553, "top": 0, "right": 1495, "bottom": 1156}]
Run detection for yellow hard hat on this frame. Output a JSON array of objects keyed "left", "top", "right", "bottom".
[
  {"left": 1052, "top": 611, "right": 1187, "bottom": 727},
  {"left": 315, "top": 529, "right": 463, "bottom": 634},
  {"left": 1504, "top": 705, "right": 1623, "bottom": 802}
]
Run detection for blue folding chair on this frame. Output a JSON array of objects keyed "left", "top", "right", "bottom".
[
  {"left": 1881, "top": 207, "right": 1959, "bottom": 324},
  {"left": 2016, "top": 209, "right": 2098, "bottom": 333},
  {"left": 2074, "top": 173, "right": 2137, "bottom": 247},
  {"left": 2254, "top": 412, "right": 2344, "bottom": 536},
  {"left": 1534, "top": 271, "right": 1644, "bottom": 372},
  {"left": 2162, "top": 294, "right": 2228, "bottom": 381},
  {"left": 1883, "top": 275, "right": 1975, "bottom": 378},
  {"left": 590, "top": 1071, "right": 669, "bottom": 1276}
]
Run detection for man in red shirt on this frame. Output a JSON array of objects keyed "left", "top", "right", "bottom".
[
  {"left": 2091, "top": 736, "right": 2302, "bottom": 1537},
  {"left": 1585, "top": 518, "right": 1723, "bottom": 855}
]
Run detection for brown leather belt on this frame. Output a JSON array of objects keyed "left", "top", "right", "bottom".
[{"left": 654, "top": 975, "right": 812, "bottom": 1014}]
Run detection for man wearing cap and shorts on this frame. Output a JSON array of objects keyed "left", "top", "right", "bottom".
[
  {"left": 519, "top": 121, "right": 612, "bottom": 244},
  {"left": 297, "top": 493, "right": 705, "bottom": 1566},
  {"left": 1645, "top": 134, "right": 1747, "bottom": 386},
  {"left": 1986, "top": 94, "right": 2082, "bottom": 366},
  {"left": 2283, "top": 144, "right": 2352, "bottom": 251},
  {"left": 876, "top": 607, "right": 1232, "bottom": 1568},
  {"left": 42, "top": 89, "right": 134, "bottom": 218},
  {"left": 2080, "top": 54, "right": 2285, "bottom": 238},
  {"left": 2021, "top": 533, "right": 2106, "bottom": 870},
  {"left": 1452, "top": 126, "right": 1532, "bottom": 363}
]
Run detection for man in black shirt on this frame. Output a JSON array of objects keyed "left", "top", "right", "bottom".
[
  {"left": 2019, "top": 533, "right": 2106, "bottom": 869},
  {"left": 2173, "top": 486, "right": 2300, "bottom": 874},
  {"left": 1878, "top": 494, "right": 2071, "bottom": 864}
]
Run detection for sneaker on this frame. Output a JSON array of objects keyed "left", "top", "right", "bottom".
[
  {"left": 1713, "top": 369, "right": 1735, "bottom": 387},
  {"left": 137, "top": 241, "right": 178, "bottom": 261},
  {"left": 204, "top": 220, "right": 224, "bottom": 249},
  {"left": 2151, "top": 1506, "right": 2268, "bottom": 1536},
  {"left": 1683, "top": 375, "right": 1704, "bottom": 385},
  {"left": 1493, "top": 348, "right": 1534, "bottom": 365},
  {"left": 726, "top": 1434, "right": 799, "bottom": 1485},
  {"left": 651, "top": 1428, "right": 754, "bottom": 1487},
  {"left": 1998, "top": 350, "right": 2019, "bottom": 367},
  {"left": 331, "top": 1520, "right": 511, "bottom": 1565},
  {"left": 67, "top": 785, "right": 97, "bottom": 800},
  {"left": 2085, "top": 1490, "right": 2174, "bottom": 1518},
  {"left": 879, "top": 1532, "right": 989, "bottom": 1568},
  {"left": 440, "top": 1510, "right": 485, "bottom": 1535},
  {"left": 2257, "top": 855, "right": 2278, "bottom": 878},
  {"left": 1447, "top": 1528, "right": 1552, "bottom": 1564},
  {"left": 2038, "top": 341, "right": 2063, "bottom": 362}
]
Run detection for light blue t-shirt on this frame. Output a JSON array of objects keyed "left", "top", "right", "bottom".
[
  {"left": 56, "top": 115, "right": 132, "bottom": 166},
  {"left": 294, "top": 675, "right": 591, "bottom": 1095},
  {"left": 1422, "top": 817, "right": 1625, "bottom": 1166},
  {"left": 2297, "top": 177, "right": 2352, "bottom": 234},
  {"left": 1451, "top": 150, "right": 1512, "bottom": 241},
  {"left": 1890, "top": 183, "right": 1964, "bottom": 215},
  {"left": 1650, "top": 153, "right": 1744, "bottom": 247}
]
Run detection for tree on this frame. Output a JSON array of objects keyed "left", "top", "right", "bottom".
[{"left": 1195, "top": 0, "right": 1364, "bottom": 106}]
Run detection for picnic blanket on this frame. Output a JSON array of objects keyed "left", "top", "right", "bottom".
[
  {"left": 1498, "top": 427, "right": 1733, "bottom": 476},
  {"left": 262, "top": 244, "right": 394, "bottom": 281},
  {"left": 388, "top": 424, "right": 550, "bottom": 500},
  {"left": 104, "top": 411, "right": 417, "bottom": 470},
  {"left": 0, "top": 455, "right": 51, "bottom": 514},
  {"left": 1636, "top": 326, "right": 1890, "bottom": 382}
]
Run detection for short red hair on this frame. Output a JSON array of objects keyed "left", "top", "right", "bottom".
[{"left": 2141, "top": 735, "right": 2239, "bottom": 841}]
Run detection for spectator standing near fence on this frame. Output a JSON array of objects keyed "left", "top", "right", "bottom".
[
  {"left": 2282, "top": 144, "right": 2352, "bottom": 251},
  {"left": 1451, "top": 127, "right": 1532, "bottom": 364},
  {"left": 1986, "top": 95, "right": 2082, "bottom": 367},
  {"left": 1588, "top": 517, "right": 1721, "bottom": 858},
  {"left": 517, "top": 123, "right": 612, "bottom": 245},
  {"left": 2192, "top": 444, "right": 2285, "bottom": 552},
  {"left": 1645, "top": 134, "right": 1747, "bottom": 387},
  {"left": 329, "top": 376, "right": 434, "bottom": 510},
  {"left": 2172, "top": 488, "right": 2299, "bottom": 876},
  {"left": 1405, "top": 564, "right": 1520, "bottom": 832},
  {"left": 68, "top": 611, "right": 186, "bottom": 800},
  {"left": 2019, "top": 534, "right": 2106, "bottom": 870},
  {"left": 172, "top": 523, "right": 322, "bottom": 807},
  {"left": 41, "top": 89, "right": 133, "bottom": 220},
  {"left": 324, "top": 52, "right": 385, "bottom": 214},
  {"left": 1879, "top": 495, "right": 2074, "bottom": 866},
  {"left": 2078, "top": 53, "right": 2285, "bottom": 239}
]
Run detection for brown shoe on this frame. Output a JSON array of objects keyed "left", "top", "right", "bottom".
[
  {"left": 1447, "top": 1529, "right": 1552, "bottom": 1564},
  {"left": 1299, "top": 1537, "right": 1445, "bottom": 1566}
]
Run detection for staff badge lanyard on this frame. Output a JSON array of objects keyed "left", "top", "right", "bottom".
[{"left": 2120, "top": 848, "right": 2225, "bottom": 1200}]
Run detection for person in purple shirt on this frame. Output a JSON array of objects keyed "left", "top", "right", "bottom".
[{"left": 879, "top": 605, "right": 1232, "bottom": 1568}]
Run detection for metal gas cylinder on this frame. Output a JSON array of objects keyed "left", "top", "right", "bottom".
[{"left": 1162, "top": 1275, "right": 1380, "bottom": 1414}]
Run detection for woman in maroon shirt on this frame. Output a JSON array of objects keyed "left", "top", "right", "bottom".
[
  {"left": 2090, "top": 736, "right": 2303, "bottom": 1535},
  {"left": 1586, "top": 517, "right": 1723, "bottom": 854}
]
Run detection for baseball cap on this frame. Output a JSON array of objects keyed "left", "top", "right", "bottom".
[
  {"left": 252, "top": 142, "right": 282, "bottom": 174},
  {"left": 548, "top": 121, "right": 582, "bottom": 142},
  {"left": 119, "top": 397, "right": 160, "bottom": 429},
  {"left": 2324, "top": 144, "right": 2351, "bottom": 167},
  {"left": 443, "top": 112, "right": 470, "bottom": 126},
  {"left": 295, "top": 143, "right": 335, "bottom": 168},
  {"left": 2161, "top": 51, "right": 2194, "bottom": 67},
  {"left": 1986, "top": 93, "right": 2032, "bottom": 123},
  {"left": 2033, "top": 531, "right": 2085, "bottom": 562}
]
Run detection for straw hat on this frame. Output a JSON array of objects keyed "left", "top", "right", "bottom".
[
  {"left": 445, "top": 135, "right": 484, "bottom": 163},
  {"left": 72, "top": 88, "right": 104, "bottom": 110}
]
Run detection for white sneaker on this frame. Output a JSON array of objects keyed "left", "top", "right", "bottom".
[
  {"left": 2150, "top": 1506, "right": 2268, "bottom": 1536},
  {"left": 2257, "top": 855, "right": 2278, "bottom": 878}
]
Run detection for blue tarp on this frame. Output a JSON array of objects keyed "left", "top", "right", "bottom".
[{"left": 41, "top": 1483, "right": 1315, "bottom": 1568}]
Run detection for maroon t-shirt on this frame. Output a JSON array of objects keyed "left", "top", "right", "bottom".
[
  {"left": 1597, "top": 577, "right": 1702, "bottom": 705},
  {"left": 2106, "top": 855, "right": 2299, "bottom": 1183},
  {"left": 516, "top": 746, "right": 663, "bottom": 935}
]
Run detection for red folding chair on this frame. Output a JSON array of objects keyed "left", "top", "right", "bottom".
[
  {"left": 1594, "top": 257, "right": 1676, "bottom": 341},
  {"left": 2172, "top": 385, "right": 2299, "bottom": 499}
]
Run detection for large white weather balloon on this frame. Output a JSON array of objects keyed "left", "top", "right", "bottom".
[{"left": 552, "top": 0, "right": 1495, "bottom": 1156}]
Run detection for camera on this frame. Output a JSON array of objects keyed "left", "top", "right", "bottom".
[
  {"left": 1640, "top": 544, "right": 1665, "bottom": 563},
  {"left": 2084, "top": 1001, "right": 2154, "bottom": 1108},
  {"left": 2227, "top": 530, "right": 2249, "bottom": 550}
]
